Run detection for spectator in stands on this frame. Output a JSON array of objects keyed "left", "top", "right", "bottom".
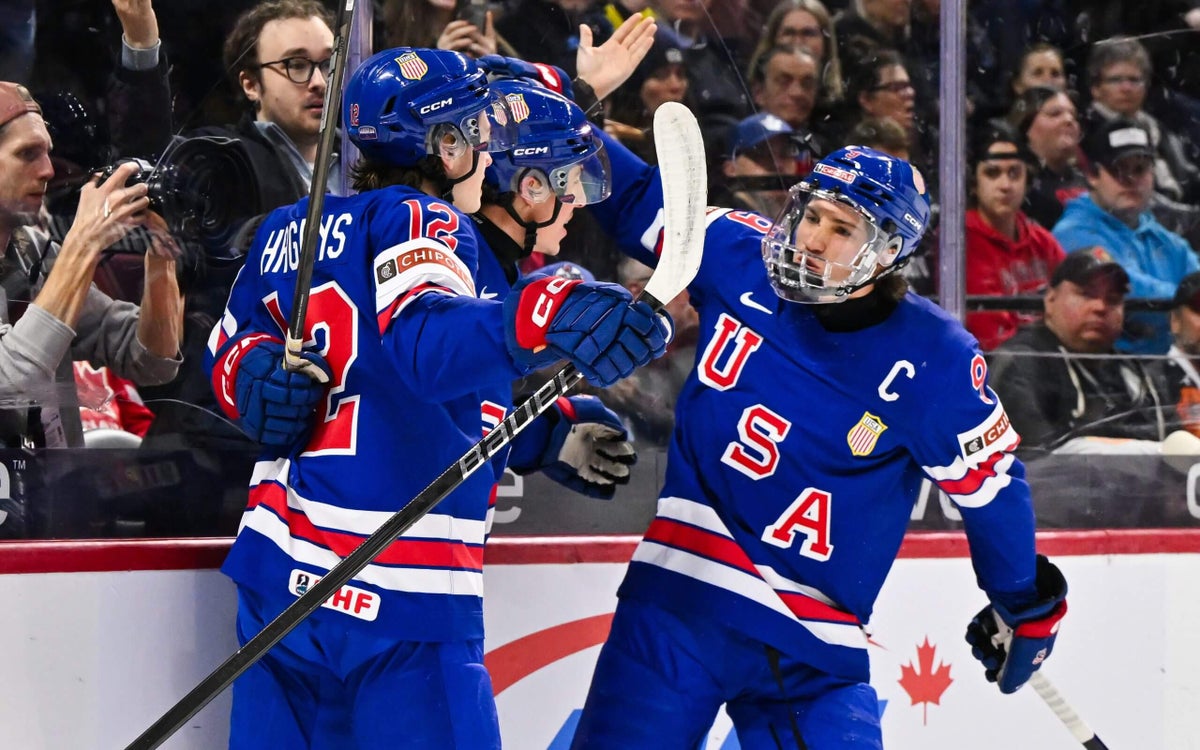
[
  {"left": 747, "top": 47, "right": 823, "bottom": 139},
  {"left": 989, "top": 249, "right": 1170, "bottom": 450},
  {"left": 1053, "top": 117, "right": 1199, "bottom": 354},
  {"left": 1084, "top": 36, "right": 1200, "bottom": 204},
  {"left": 1009, "top": 42, "right": 1066, "bottom": 99},
  {"left": 0, "top": 83, "right": 181, "bottom": 448},
  {"left": 649, "top": 0, "right": 752, "bottom": 136},
  {"left": 712, "top": 113, "right": 807, "bottom": 217},
  {"left": 381, "top": 0, "right": 508, "bottom": 58},
  {"left": 189, "top": 0, "right": 342, "bottom": 214},
  {"left": 833, "top": 0, "right": 910, "bottom": 57},
  {"left": 840, "top": 47, "right": 936, "bottom": 182},
  {"left": 1009, "top": 86, "right": 1086, "bottom": 229},
  {"left": 749, "top": 0, "right": 844, "bottom": 108},
  {"left": 965, "top": 123, "right": 1066, "bottom": 351},
  {"left": 606, "top": 27, "right": 690, "bottom": 164},
  {"left": 497, "top": 0, "right": 612, "bottom": 77},
  {"left": 1165, "top": 271, "right": 1200, "bottom": 437}
]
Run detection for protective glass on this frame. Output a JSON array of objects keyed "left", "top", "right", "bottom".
[
  {"left": 457, "top": 91, "right": 519, "bottom": 155},
  {"left": 761, "top": 183, "right": 891, "bottom": 304}
]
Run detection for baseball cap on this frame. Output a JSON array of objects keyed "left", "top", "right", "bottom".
[
  {"left": 0, "top": 82, "right": 42, "bottom": 129},
  {"left": 728, "top": 113, "right": 795, "bottom": 159},
  {"left": 1050, "top": 248, "right": 1130, "bottom": 293},
  {"left": 629, "top": 28, "right": 685, "bottom": 91},
  {"left": 1082, "top": 117, "right": 1153, "bottom": 170},
  {"left": 1173, "top": 271, "right": 1200, "bottom": 312}
]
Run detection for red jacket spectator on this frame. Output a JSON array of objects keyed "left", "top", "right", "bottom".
[{"left": 966, "top": 208, "right": 1066, "bottom": 350}]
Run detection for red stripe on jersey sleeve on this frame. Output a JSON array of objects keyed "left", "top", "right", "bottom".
[
  {"left": 935, "top": 451, "right": 1005, "bottom": 496},
  {"left": 210, "top": 333, "right": 282, "bottom": 421},
  {"left": 252, "top": 483, "right": 484, "bottom": 571},
  {"left": 377, "top": 284, "right": 456, "bottom": 334}
]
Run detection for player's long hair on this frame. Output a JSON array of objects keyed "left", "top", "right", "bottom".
[{"left": 349, "top": 154, "right": 447, "bottom": 193}]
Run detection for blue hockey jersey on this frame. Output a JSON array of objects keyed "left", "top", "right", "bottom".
[
  {"left": 206, "top": 185, "right": 529, "bottom": 643},
  {"left": 589, "top": 133, "right": 1039, "bottom": 680}
]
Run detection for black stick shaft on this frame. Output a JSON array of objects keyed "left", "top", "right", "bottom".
[{"left": 286, "top": 0, "right": 355, "bottom": 357}]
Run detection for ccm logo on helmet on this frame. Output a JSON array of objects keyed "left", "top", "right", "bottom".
[
  {"left": 513, "top": 146, "right": 550, "bottom": 156},
  {"left": 419, "top": 98, "right": 453, "bottom": 114}
]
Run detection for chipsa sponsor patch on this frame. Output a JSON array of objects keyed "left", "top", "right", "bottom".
[
  {"left": 847, "top": 411, "right": 887, "bottom": 456},
  {"left": 289, "top": 569, "right": 380, "bottom": 622}
]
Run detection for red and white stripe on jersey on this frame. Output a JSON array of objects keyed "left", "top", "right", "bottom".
[
  {"left": 242, "top": 459, "right": 485, "bottom": 597},
  {"left": 374, "top": 238, "right": 475, "bottom": 324},
  {"left": 923, "top": 402, "right": 1021, "bottom": 508},
  {"left": 633, "top": 496, "right": 867, "bottom": 649},
  {"left": 376, "top": 283, "right": 459, "bottom": 333}
]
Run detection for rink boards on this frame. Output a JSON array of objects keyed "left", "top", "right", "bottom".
[{"left": 0, "top": 531, "right": 1196, "bottom": 749}]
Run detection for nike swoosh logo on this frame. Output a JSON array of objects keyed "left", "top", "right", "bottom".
[
  {"left": 480, "top": 287, "right": 499, "bottom": 300},
  {"left": 739, "top": 291, "right": 773, "bottom": 314}
]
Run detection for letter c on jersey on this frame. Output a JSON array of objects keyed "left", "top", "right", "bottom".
[{"left": 877, "top": 360, "right": 915, "bottom": 402}]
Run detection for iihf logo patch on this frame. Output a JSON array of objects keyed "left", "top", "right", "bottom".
[
  {"left": 847, "top": 411, "right": 886, "bottom": 456},
  {"left": 396, "top": 52, "right": 428, "bottom": 80},
  {"left": 506, "top": 93, "right": 530, "bottom": 123},
  {"left": 376, "top": 258, "right": 397, "bottom": 284}
]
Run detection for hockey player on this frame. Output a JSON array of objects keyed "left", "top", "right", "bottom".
[
  {"left": 568, "top": 142, "right": 1070, "bottom": 748},
  {"left": 205, "top": 48, "right": 669, "bottom": 749}
]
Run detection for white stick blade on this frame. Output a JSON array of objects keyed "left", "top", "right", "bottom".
[{"left": 646, "top": 102, "right": 706, "bottom": 305}]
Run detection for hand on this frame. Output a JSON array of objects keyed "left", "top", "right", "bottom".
[
  {"left": 504, "top": 276, "right": 671, "bottom": 387},
  {"left": 511, "top": 395, "right": 635, "bottom": 499},
  {"left": 234, "top": 340, "right": 331, "bottom": 447},
  {"left": 436, "top": 14, "right": 497, "bottom": 58},
  {"left": 576, "top": 14, "right": 657, "bottom": 100},
  {"left": 111, "top": 0, "right": 159, "bottom": 48},
  {"left": 965, "top": 555, "right": 1068, "bottom": 694},
  {"left": 63, "top": 162, "right": 151, "bottom": 264}
]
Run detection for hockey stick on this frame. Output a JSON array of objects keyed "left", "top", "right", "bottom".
[
  {"left": 281, "top": 0, "right": 356, "bottom": 382},
  {"left": 123, "top": 101, "right": 707, "bottom": 750},
  {"left": 1029, "top": 672, "right": 1111, "bottom": 749}
]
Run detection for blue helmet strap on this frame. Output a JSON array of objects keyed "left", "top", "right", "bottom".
[{"left": 502, "top": 169, "right": 562, "bottom": 254}]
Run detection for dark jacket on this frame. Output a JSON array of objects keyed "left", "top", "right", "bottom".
[{"left": 988, "top": 324, "right": 1172, "bottom": 450}]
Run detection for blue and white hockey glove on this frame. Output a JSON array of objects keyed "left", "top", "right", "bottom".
[
  {"left": 965, "top": 555, "right": 1068, "bottom": 694},
  {"left": 507, "top": 395, "right": 635, "bottom": 499},
  {"left": 504, "top": 276, "right": 671, "bottom": 388},
  {"left": 234, "top": 340, "right": 330, "bottom": 447}
]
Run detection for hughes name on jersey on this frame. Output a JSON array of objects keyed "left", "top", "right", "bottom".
[
  {"left": 205, "top": 185, "right": 526, "bottom": 643},
  {"left": 588, "top": 132, "right": 1038, "bottom": 680}
]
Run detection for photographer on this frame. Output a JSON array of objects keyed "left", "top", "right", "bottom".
[{"left": 0, "top": 83, "right": 181, "bottom": 448}]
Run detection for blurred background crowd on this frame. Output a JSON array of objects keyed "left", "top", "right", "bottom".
[{"left": 5, "top": 0, "right": 1200, "bottom": 537}]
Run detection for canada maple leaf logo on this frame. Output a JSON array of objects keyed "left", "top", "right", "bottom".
[{"left": 898, "top": 636, "right": 954, "bottom": 725}]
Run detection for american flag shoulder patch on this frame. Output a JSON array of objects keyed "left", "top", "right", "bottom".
[{"left": 847, "top": 411, "right": 887, "bottom": 456}]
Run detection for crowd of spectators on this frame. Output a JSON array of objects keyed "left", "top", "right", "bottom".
[{"left": 6, "top": 0, "right": 1200, "bottom": 535}]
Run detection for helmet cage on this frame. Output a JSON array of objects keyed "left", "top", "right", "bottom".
[{"left": 762, "top": 183, "right": 898, "bottom": 304}]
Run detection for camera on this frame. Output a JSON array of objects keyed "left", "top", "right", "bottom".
[
  {"left": 99, "top": 136, "right": 261, "bottom": 251},
  {"left": 455, "top": 0, "right": 488, "bottom": 29}
]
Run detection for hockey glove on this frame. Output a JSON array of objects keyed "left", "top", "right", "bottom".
[
  {"left": 234, "top": 340, "right": 331, "bottom": 447},
  {"left": 477, "top": 55, "right": 574, "bottom": 99},
  {"left": 504, "top": 276, "right": 671, "bottom": 388},
  {"left": 508, "top": 395, "right": 635, "bottom": 499},
  {"left": 965, "top": 554, "right": 1068, "bottom": 694}
]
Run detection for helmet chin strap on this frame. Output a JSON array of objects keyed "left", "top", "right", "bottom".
[
  {"left": 503, "top": 194, "right": 563, "bottom": 255},
  {"left": 439, "top": 149, "right": 482, "bottom": 204}
]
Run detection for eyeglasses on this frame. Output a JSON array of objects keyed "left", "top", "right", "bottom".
[
  {"left": 871, "top": 80, "right": 914, "bottom": 94},
  {"left": 1100, "top": 74, "right": 1146, "bottom": 87},
  {"left": 257, "top": 56, "right": 333, "bottom": 85}
]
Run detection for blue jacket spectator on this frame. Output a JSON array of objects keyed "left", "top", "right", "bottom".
[{"left": 1052, "top": 118, "right": 1199, "bottom": 353}]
